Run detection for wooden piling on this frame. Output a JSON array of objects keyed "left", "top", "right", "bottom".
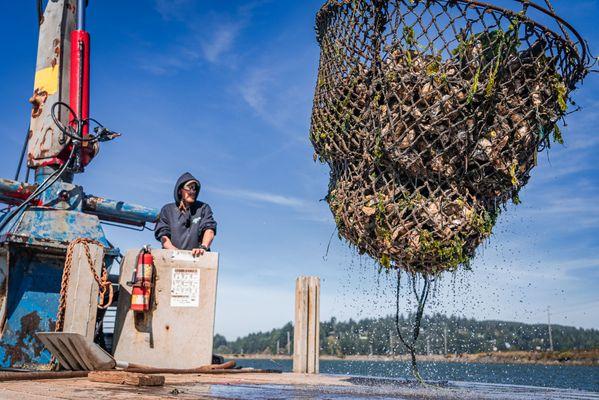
[{"left": 293, "top": 276, "right": 320, "bottom": 374}]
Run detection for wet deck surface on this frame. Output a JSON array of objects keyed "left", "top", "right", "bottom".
[{"left": 0, "top": 372, "right": 597, "bottom": 399}]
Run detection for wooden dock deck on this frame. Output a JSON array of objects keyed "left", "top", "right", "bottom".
[{"left": 1, "top": 371, "right": 597, "bottom": 400}]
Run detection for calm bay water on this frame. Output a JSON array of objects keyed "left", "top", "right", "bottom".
[{"left": 235, "top": 358, "right": 599, "bottom": 393}]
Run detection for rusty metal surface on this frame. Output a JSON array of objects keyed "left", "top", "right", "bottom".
[
  {"left": 0, "top": 179, "right": 36, "bottom": 206},
  {"left": 0, "top": 248, "right": 62, "bottom": 367},
  {"left": 0, "top": 0, "right": 161, "bottom": 372},
  {"left": 36, "top": 332, "right": 116, "bottom": 371},
  {"left": 27, "top": 0, "right": 77, "bottom": 168},
  {"left": 83, "top": 194, "right": 159, "bottom": 225},
  {"left": 113, "top": 249, "right": 219, "bottom": 369},
  {"left": 36, "top": 180, "right": 83, "bottom": 210},
  {"left": 5, "top": 208, "right": 111, "bottom": 250},
  {"left": 0, "top": 248, "right": 8, "bottom": 335}
]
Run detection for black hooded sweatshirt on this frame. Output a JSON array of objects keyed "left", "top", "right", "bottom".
[{"left": 154, "top": 172, "right": 217, "bottom": 250}]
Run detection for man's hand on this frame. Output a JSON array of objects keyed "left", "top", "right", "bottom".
[
  {"left": 191, "top": 248, "right": 205, "bottom": 257},
  {"left": 161, "top": 236, "right": 177, "bottom": 250}
]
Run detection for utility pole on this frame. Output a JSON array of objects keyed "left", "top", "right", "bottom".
[
  {"left": 547, "top": 306, "right": 554, "bottom": 352},
  {"left": 443, "top": 324, "right": 448, "bottom": 355},
  {"left": 276, "top": 339, "right": 280, "bottom": 355},
  {"left": 426, "top": 335, "right": 431, "bottom": 356},
  {"left": 287, "top": 331, "right": 291, "bottom": 355}
]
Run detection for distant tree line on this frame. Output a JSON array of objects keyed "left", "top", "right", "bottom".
[{"left": 213, "top": 313, "right": 599, "bottom": 356}]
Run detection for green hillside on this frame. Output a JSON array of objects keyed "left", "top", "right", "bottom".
[{"left": 214, "top": 314, "right": 599, "bottom": 356}]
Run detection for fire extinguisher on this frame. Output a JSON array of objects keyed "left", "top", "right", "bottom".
[{"left": 128, "top": 245, "right": 154, "bottom": 312}]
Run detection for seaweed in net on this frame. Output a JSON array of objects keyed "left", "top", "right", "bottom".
[{"left": 311, "top": 0, "right": 595, "bottom": 382}]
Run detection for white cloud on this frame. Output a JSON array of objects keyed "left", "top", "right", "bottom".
[
  {"left": 137, "top": 45, "right": 201, "bottom": 75},
  {"left": 209, "top": 186, "right": 306, "bottom": 208},
  {"left": 238, "top": 64, "right": 314, "bottom": 143},
  {"left": 197, "top": 1, "right": 267, "bottom": 64},
  {"left": 240, "top": 68, "right": 272, "bottom": 114},
  {"left": 154, "top": 0, "right": 192, "bottom": 21},
  {"left": 145, "top": 2, "right": 264, "bottom": 74},
  {"left": 208, "top": 186, "right": 332, "bottom": 225},
  {"left": 201, "top": 23, "right": 243, "bottom": 63}
]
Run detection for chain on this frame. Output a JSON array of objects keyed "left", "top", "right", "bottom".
[{"left": 55, "top": 238, "right": 114, "bottom": 333}]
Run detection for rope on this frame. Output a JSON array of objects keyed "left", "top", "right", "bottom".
[
  {"left": 395, "top": 270, "right": 432, "bottom": 384},
  {"left": 52, "top": 238, "right": 113, "bottom": 370}
]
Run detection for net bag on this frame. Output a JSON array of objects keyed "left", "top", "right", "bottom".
[{"left": 310, "top": 0, "right": 593, "bottom": 274}]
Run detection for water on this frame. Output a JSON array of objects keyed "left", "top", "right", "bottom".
[{"left": 235, "top": 358, "right": 599, "bottom": 393}]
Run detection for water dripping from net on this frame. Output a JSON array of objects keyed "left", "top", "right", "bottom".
[{"left": 394, "top": 270, "right": 433, "bottom": 384}]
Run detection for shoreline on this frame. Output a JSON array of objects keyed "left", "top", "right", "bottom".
[{"left": 228, "top": 350, "right": 599, "bottom": 367}]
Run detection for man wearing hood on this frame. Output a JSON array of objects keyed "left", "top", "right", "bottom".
[{"left": 154, "top": 172, "right": 217, "bottom": 256}]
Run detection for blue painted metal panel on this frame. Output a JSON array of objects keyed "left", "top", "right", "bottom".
[
  {"left": 8, "top": 208, "right": 111, "bottom": 249},
  {"left": 38, "top": 181, "right": 83, "bottom": 211},
  {"left": 83, "top": 195, "right": 158, "bottom": 225},
  {"left": 0, "top": 179, "right": 36, "bottom": 213},
  {"left": 0, "top": 250, "right": 62, "bottom": 367},
  {"left": 0, "top": 178, "right": 35, "bottom": 204}
]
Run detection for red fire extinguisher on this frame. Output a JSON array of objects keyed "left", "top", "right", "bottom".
[{"left": 129, "top": 246, "right": 154, "bottom": 312}]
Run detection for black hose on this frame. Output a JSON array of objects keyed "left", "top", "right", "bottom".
[
  {"left": 36, "top": 0, "right": 43, "bottom": 25},
  {"left": 51, "top": 102, "right": 89, "bottom": 143},
  {"left": 14, "top": 126, "right": 30, "bottom": 181},
  {"left": 0, "top": 146, "right": 76, "bottom": 233}
]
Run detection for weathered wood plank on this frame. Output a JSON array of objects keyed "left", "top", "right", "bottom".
[
  {"left": 293, "top": 276, "right": 320, "bottom": 374},
  {"left": 88, "top": 371, "right": 165, "bottom": 386},
  {"left": 307, "top": 277, "right": 320, "bottom": 374}
]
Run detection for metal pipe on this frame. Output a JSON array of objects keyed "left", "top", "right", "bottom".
[
  {"left": 123, "top": 360, "right": 236, "bottom": 373},
  {"left": 0, "top": 178, "right": 36, "bottom": 204},
  {"left": 83, "top": 195, "right": 159, "bottom": 226},
  {"left": 0, "top": 370, "right": 89, "bottom": 382},
  {"left": 35, "top": 164, "right": 74, "bottom": 185},
  {"left": 77, "top": 0, "right": 85, "bottom": 31},
  {"left": 34, "top": 166, "right": 56, "bottom": 186}
]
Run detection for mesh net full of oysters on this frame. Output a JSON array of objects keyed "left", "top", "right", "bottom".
[{"left": 311, "top": 28, "right": 569, "bottom": 274}]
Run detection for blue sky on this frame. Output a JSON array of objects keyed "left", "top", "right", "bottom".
[{"left": 0, "top": 1, "right": 597, "bottom": 340}]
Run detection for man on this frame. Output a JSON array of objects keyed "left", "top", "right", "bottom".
[{"left": 154, "top": 172, "right": 217, "bottom": 256}]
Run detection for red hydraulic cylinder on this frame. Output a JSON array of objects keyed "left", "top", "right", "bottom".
[{"left": 69, "top": 29, "right": 92, "bottom": 166}]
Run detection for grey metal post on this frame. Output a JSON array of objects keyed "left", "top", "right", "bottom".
[
  {"left": 426, "top": 334, "right": 430, "bottom": 356},
  {"left": 443, "top": 325, "right": 448, "bottom": 355},
  {"left": 77, "top": 0, "right": 86, "bottom": 30},
  {"left": 28, "top": 0, "right": 76, "bottom": 175}
]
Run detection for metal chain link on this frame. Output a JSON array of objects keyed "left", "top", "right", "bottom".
[{"left": 55, "top": 238, "right": 114, "bottom": 333}]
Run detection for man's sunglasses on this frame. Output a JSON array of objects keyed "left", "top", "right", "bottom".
[{"left": 182, "top": 185, "right": 199, "bottom": 193}]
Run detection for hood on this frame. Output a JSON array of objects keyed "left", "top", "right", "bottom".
[{"left": 174, "top": 172, "right": 201, "bottom": 203}]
